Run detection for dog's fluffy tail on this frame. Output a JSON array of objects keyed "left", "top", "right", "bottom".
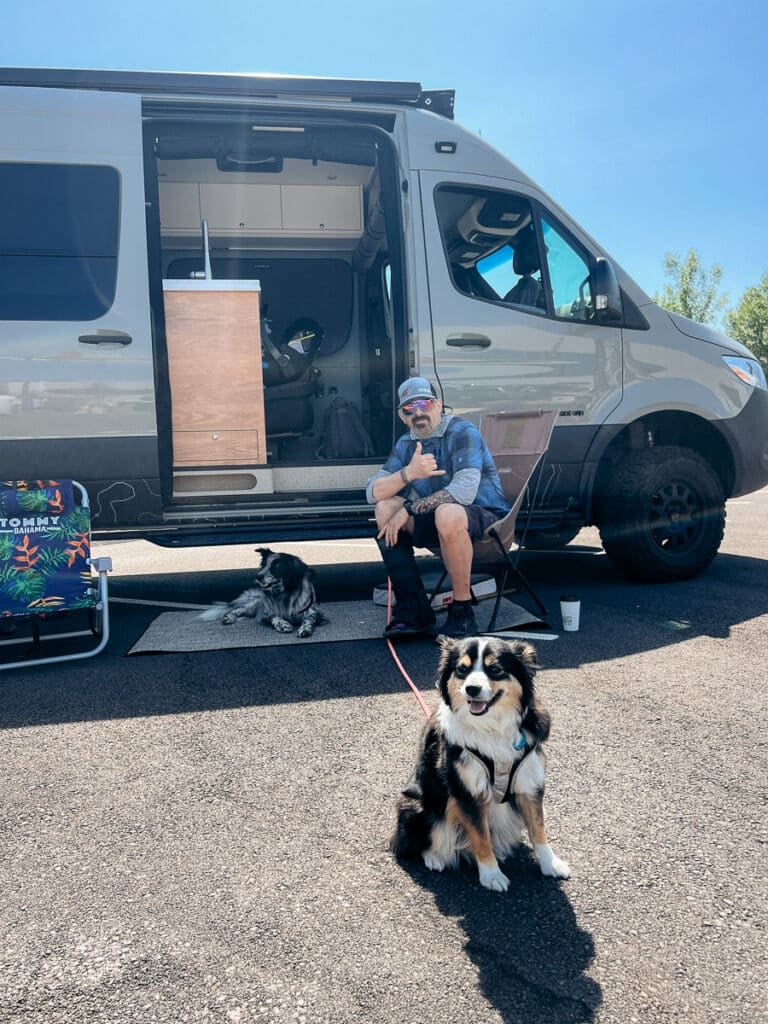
[{"left": 198, "top": 604, "right": 228, "bottom": 622}]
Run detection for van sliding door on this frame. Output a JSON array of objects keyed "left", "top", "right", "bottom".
[{"left": 0, "top": 87, "right": 159, "bottom": 528}]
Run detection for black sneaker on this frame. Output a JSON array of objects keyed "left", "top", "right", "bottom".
[
  {"left": 383, "top": 615, "right": 434, "bottom": 639},
  {"left": 431, "top": 602, "right": 478, "bottom": 639},
  {"left": 383, "top": 600, "right": 436, "bottom": 639}
]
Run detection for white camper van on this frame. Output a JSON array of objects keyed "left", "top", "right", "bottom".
[{"left": 1, "top": 69, "right": 766, "bottom": 581}]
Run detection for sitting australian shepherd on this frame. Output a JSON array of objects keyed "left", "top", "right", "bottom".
[
  {"left": 199, "top": 548, "right": 323, "bottom": 638},
  {"left": 391, "top": 636, "right": 570, "bottom": 891}
]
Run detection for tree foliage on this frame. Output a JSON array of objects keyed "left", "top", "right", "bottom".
[
  {"left": 653, "top": 248, "right": 727, "bottom": 325},
  {"left": 725, "top": 272, "right": 768, "bottom": 370}
]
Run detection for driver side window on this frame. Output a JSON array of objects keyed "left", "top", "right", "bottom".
[
  {"left": 434, "top": 184, "right": 598, "bottom": 323},
  {"left": 540, "top": 216, "right": 593, "bottom": 321}
]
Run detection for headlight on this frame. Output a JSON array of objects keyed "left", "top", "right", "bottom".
[{"left": 723, "top": 355, "right": 768, "bottom": 391}]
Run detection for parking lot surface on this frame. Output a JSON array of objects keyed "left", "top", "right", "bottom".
[{"left": 1, "top": 490, "right": 767, "bottom": 1023}]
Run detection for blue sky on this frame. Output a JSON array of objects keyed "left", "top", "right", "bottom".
[{"left": 3, "top": 0, "right": 765, "bottom": 320}]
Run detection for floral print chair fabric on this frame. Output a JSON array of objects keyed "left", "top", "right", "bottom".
[{"left": 0, "top": 480, "right": 112, "bottom": 670}]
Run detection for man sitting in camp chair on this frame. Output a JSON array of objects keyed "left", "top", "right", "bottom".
[{"left": 366, "top": 377, "right": 510, "bottom": 639}]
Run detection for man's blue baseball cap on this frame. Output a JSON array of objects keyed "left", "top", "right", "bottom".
[{"left": 397, "top": 377, "right": 437, "bottom": 409}]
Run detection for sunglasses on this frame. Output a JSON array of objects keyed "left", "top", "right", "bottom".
[{"left": 401, "top": 398, "right": 437, "bottom": 416}]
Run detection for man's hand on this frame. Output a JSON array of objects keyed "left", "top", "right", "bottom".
[
  {"left": 376, "top": 504, "right": 410, "bottom": 547},
  {"left": 407, "top": 441, "right": 446, "bottom": 481}
]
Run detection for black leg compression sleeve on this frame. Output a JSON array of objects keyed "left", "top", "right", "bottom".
[{"left": 376, "top": 533, "right": 432, "bottom": 617}]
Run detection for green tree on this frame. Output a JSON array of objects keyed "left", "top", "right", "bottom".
[
  {"left": 725, "top": 273, "right": 768, "bottom": 371},
  {"left": 653, "top": 248, "right": 727, "bottom": 325}
]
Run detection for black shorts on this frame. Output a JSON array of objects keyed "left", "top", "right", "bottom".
[{"left": 411, "top": 504, "right": 501, "bottom": 549}]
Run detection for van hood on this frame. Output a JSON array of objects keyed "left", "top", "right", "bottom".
[{"left": 666, "top": 310, "right": 756, "bottom": 359}]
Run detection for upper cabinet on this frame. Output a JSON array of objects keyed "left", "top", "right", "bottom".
[
  {"left": 200, "top": 183, "right": 282, "bottom": 232},
  {"left": 159, "top": 182, "right": 363, "bottom": 238},
  {"left": 281, "top": 186, "right": 362, "bottom": 233}
]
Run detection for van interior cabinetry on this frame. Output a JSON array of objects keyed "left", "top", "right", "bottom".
[
  {"left": 162, "top": 281, "right": 266, "bottom": 468},
  {"left": 159, "top": 182, "right": 363, "bottom": 238}
]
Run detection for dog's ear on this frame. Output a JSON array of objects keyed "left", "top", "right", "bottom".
[
  {"left": 435, "top": 636, "right": 459, "bottom": 706},
  {"left": 255, "top": 547, "right": 272, "bottom": 564},
  {"left": 509, "top": 640, "right": 539, "bottom": 672},
  {"left": 436, "top": 634, "right": 457, "bottom": 657}
]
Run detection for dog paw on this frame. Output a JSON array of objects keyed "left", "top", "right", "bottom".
[
  {"left": 297, "top": 624, "right": 314, "bottom": 638},
  {"left": 543, "top": 855, "right": 571, "bottom": 879},
  {"left": 478, "top": 864, "right": 510, "bottom": 892},
  {"left": 222, "top": 612, "right": 236, "bottom": 625},
  {"left": 537, "top": 849, "right": 571, "bottom": 879},
  {"left": 272, "top": 618, "right": 294, "bottom": 633},
  {"left": 423, "top": 851, "right": 447, "bottom": 872}
]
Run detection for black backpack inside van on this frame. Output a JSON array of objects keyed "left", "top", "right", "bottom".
[{"left": 315, "top": 397, "right": 374, "bottom": 460}]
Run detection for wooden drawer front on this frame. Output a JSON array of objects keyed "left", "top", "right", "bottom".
[
  {"left": 173, "top": 429, "right": 263, "bottom": 467},
  {"left": 171, "top": 381, "right": 263, "bottom": 432}
]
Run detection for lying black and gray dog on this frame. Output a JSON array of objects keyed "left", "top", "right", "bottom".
[{"left": 199, "top": 548, "right": 323, "bottom": 638}]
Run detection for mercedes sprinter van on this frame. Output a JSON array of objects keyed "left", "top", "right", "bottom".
[{"left": 2, "top": 68, "right": 766, "bottom": 581}]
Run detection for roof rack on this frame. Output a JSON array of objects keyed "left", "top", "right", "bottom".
[{"left": 0, "top": 68, "right": 455, "bottom": 119}]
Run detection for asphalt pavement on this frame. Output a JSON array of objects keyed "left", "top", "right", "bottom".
[{"left": 1, "top": 490, "right": 766, "bottom": 1024}]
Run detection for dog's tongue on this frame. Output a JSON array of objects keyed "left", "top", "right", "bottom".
[{"left": 468, "top": 699, "right": 487, "bottom": 715}]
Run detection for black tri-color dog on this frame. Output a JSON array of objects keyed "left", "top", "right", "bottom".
[{"left": 391, "top": 636, "right": 570, "bottom": 891}]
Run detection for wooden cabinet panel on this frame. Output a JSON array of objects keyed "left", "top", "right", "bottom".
[{"left": 164, "top": 285, "right": 266, "bottom": 467}]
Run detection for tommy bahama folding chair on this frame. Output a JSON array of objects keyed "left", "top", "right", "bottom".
[{"left": 0, "top": 480, "right": 112, "bottom": 671}]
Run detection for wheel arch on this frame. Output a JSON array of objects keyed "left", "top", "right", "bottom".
[{"left": 587, "top": 411, "right": 735, "bottom": 524}]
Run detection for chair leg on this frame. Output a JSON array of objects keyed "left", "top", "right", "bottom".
[
  {"left": 485, "top": 568, "right": 508, "bottom": 633},
  {"left": 487, "top": 529, "right": 549, "bottom": 620},
  {"left": 508, "top": 565, "right": 549, "bottom": 619}
]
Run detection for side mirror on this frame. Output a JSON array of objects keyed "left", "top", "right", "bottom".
[{"left": 590, "top": 257, "right": 623, "bottom": 324}]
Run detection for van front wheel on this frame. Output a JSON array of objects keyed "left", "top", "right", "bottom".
[{"left": 598, "top": 446, "right": 725, "bottom": 582}]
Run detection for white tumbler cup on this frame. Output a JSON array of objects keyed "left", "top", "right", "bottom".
[{"left": 560, "top": 595, "right": 581, "bottom": 632}]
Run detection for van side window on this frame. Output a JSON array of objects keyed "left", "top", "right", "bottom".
[
  {"left": 434, "top": 185, "right": 546, "bottom": 314},
  {"left": 540, "top": 216, "right": 593, "bottom": 321},
  {"left": 0, "top": 163, "right": 120, "bottom": 321}
]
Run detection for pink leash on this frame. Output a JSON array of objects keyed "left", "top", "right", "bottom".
[{"left": 385, "top": 579, "right": 432, "bottom": 719}]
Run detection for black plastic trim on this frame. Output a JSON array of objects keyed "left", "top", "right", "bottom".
[{"left": 712, "top": 386, "right": 768, "bottom": 497}]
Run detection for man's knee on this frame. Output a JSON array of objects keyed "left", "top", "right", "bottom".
[
  {"left": 435, "top": 503, "right": 470, "bottom": 541},
  {"left": 375, "top": 496, "right": 406, "bottom": 529}
]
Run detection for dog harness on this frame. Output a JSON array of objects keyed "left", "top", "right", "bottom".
[{"left": 464, "top": 732, "right": 534, "bottom": 804}]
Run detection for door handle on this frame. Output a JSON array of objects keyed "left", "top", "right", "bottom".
[
  {"left": 446, "top": 334, "right": 492, "bottom": 348},
  {"left": 78, "top": 332, "right": 133, "bottom": 346}
]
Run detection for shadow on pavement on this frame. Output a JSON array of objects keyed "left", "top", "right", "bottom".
[
  {"left": 398, "top": 851, "right": 601, "bottom": 1023},
  {"left": 2, "top": 547, "right": 766, "bottom": 730}
]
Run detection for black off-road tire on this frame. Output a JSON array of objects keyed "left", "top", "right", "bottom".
[
  {"left": 517, "top": 524, "right": 582, "bottom": 550},
  {"left": 597, "top": 446, "right": 726, "bottom": 582}
]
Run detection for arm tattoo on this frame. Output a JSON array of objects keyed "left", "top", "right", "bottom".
[{"left": 410, "top": 489, "right": 457, "bottom": 515}]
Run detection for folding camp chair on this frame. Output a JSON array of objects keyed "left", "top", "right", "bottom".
[
  {"left": 426, "top": 410, "right": 558, "bottom": 633},
  {"left": 0, "top": 480, "right": 112, "bottom": 671}
]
